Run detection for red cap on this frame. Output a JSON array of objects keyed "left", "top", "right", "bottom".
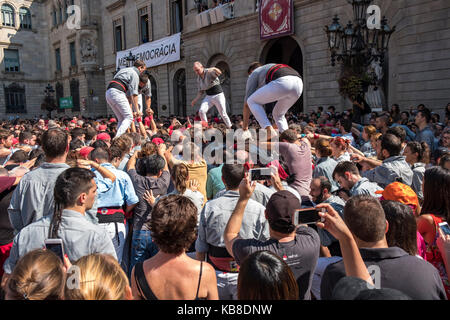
[
  {"left": 109, "top": 118, "right": 117, "bottom": 123},
  {"left": 152, "top": 138, "right": 164, "bottom": 145},
  {"left": 98, "top": 125, "right": 107, "bottom": 131},
  {"left": 71, "top": 120, "right": 77, "bottom": 123},
  {"left": 79, "top": 147, "right": 94, "bottom": 159},
  {"left": 97, "top": 133, "right": 111, "bottom": 141}
]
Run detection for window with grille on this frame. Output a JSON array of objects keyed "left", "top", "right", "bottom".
[
  {"left": 19, "top": 8, "right": 32, "bottom": 29},
  {"left": 171, "top": 0, "right": 183, "bottom": 34},
  {"left": 70, "top": 42, "right": 77, "bottom": 66},
  {"left": 139, "top": 7, "right": 149, "bottom": 44},
  {"left": 113, "top": 19, "right": 123, "bottom": 52},
  {"left": 4, "top": 49, "right": 20, "bottom": 72},
  {"left": 2, "top": 4, "right": 15, "bottom": 27},
  {"left": 55, "top": 48, "right": 62, "bottom": 71},
  {"left": 4, "top": 83, "right": 26, "bottom": 113}
]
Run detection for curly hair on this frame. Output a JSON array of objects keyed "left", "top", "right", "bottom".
[
  {"left": 149, "top": 195, "right": 198, "bottom": 255},
  {"left": 331, "top": 136, "right": 350, "bottom": 151}
]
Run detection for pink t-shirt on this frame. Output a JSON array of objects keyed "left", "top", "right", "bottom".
[{"left": 277, "top": 141, "right": 312, "bottom": 198}]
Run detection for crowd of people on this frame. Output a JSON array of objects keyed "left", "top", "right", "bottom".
[{"left": 0, "top": 97, "right": 449, "bottom": 301}]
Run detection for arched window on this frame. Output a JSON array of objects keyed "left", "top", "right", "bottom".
[
  {"left": 2, "top": 4, "right": 15, "bottom": 27},
  {"left": 19, "top": 7, "right": 32, "bottom": 29},
  {"left": 173, "top": 69, "right": 186, "bottom": 117}
]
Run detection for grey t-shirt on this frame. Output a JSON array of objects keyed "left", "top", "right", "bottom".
[
  {"left": 114, "top": 66, "right": 140, "bottom": 96},
  {"left": 232, "top": 225, "right": 320, "bottom": 300},
  {"left": 244, "top": 64, "right": 275, "bottom": 101},
  {"left": 197, "top": 68, "right": 221, "bottom": 93}
]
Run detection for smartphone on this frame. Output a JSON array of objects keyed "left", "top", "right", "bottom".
[
  {"left": 249, "top": 168, "right": 273, "bottom": 181},
  {"left": 439, "top": 222, "right": 450, "bottom": 236},
  {"left": 45, "top": 239, "right": 65, "bottom": 261},
  {"left": 293, "top": 208, "right": 323, "bottom": 225}
]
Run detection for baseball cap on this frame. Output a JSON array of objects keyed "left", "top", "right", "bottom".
[
  {"left": 98, "top": 124, "right": 107, "bottom": 131},
  {"left": 266, "top": 190, "right": 302, "bottom": 231},
  {"left": 152, "top": 137, "right": 164, "bottom": 145},
  {"left": 79, "top": 146, "right": 94, "bottom": 159},
  {"left": 332, "top": 277, "right": 411, "bottom": 300},
  {"left": 109, "top": 118, "right": 117, "bottom": 123},
  {"left": 375, "top": 182, "right": 419, "bottom": 211},
  {"left": 97, "top": 133, "right": 111, "bottom": 141}
]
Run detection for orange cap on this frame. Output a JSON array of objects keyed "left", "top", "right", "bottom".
[{"left": 375, "top": 182, "right": 419, "bottom": 209}]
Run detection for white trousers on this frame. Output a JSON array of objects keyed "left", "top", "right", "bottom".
[
  {"left": 247, "top": 76, "right": 303, "bottom": 132},
  {"left": 106, "top": 88, "right": 133, "bottom": 138},
  {"left": 97, "top": 222, "right": 127, "bottom": 264},
  {"left": 199, "top": 92, "right": 232, "bottom": 128}
]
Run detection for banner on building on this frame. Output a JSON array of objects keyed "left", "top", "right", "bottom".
[
  {"left": 259, "top": 0, "right": 294, "bottom": 40},
  {"left": 116, "top": 33, "right": 181, "bottom": 69},
  {"left": 59, "top": 97, "right": 73, "bottom": 109}
]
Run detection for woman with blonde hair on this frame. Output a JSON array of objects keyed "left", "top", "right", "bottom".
[
  {"left": 5, "top": 249, "right": 66, "bottom": 300},
  {"left": 65, "top": 253, "right": 132, "bottom": 300}
]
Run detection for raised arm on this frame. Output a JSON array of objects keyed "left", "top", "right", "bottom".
[
  {"left": 316, "top": 203, "right": 373, "bottom": 285},
  {"left": 224, "top": 174, "right": 256, "bottom": 258}
]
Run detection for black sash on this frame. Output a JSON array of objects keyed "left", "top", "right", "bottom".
[
  {"left": 266, "top": 64, "right": 301, "bottom": 84},
  {"left": 206, "top": 84, "right": 223, "bottom": 96}
]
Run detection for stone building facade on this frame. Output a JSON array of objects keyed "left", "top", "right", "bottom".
[
  {"left": 0, "top": 0, "right": 449, "bottom": 119},
  {"left": 0, "top": 0, "right": 106, "bottom": 119}
]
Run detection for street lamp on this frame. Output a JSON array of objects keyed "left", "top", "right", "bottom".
[
  {"left": 42, "top": 83, "right": 56, "bottom": 119},
  {"left": 125, "top": 51, "right": 136, "bottom": 68},
  {"left": 325, "top": 0, "right": 395, "bottom": 71}
]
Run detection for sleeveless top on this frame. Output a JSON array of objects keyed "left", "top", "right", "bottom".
[
  {"left": 424, "top": 214, "right": 450, "bottom": 299},
  {"left": 134, "top": 261, "right": 205, "bottom": 300}
]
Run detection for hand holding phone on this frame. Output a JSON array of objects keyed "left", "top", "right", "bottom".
[
  {"left": 315, "top": 203, "right": 353, "bottom": 242},
  {"left": 249, "top": 167, "right": 273, "bottom": 182},
  {"left": 439, "top": 222, "right": 450, "bottom": 236},
  {"left": 44, "top": 239, "right": 65, "bottom": 261},
  {"left": 293, "top": 208, "right": 323, "bottom": 225}
]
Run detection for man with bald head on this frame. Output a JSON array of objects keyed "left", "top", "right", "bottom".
[{"left": 191, "top": 62, "right": 232, "bottom": 128}]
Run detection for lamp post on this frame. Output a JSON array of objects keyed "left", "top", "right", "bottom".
[
  {"left": 42, "top": 83, "right": 56, "bottom": 119},
  {"left": 125, "top": 51, "right": 137, "bottom": 68},
  {"left": 325, "top": 0, "right": 395, "bottom": 71},
  {"left": 325, "top": 0, "right": 395, "bottom": 105}
]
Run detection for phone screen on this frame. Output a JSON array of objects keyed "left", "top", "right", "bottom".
[
  {"left": 45, "top": 242, "right": 64, "bottom": 261},
  {"left": 440, "top": 223, "right": 450, "bottom": 236},
  {"left": 295, "top": 209, "right": 321, "bottom": 225},
  {"left": 250, "top": 168, "right": 272, "bottom": 181}
]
